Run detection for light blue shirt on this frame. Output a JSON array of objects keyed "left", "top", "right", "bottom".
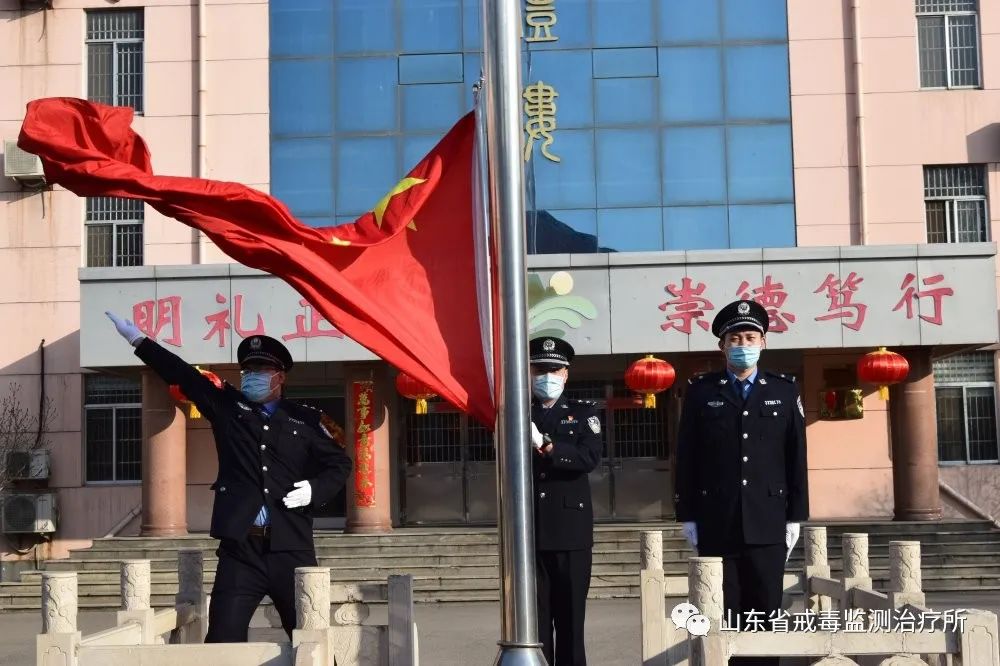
[
  {"left": 726, "top": 368, "right": 758, "bottom": 401},
  {"left": 252, "top": 399, "right": 280, "bottom": 527}
]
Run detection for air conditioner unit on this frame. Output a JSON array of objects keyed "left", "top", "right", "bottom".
[
  {"left": 2, "top": 140, "right": 46, "bottom": 187},
  {"left": 2, "top": 493, "right": 56, "bottom": 534},
  {"left": 7, "top": 450, "right": 50, "bottom": 481}
]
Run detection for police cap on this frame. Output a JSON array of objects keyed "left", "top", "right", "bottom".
[
  {"left": 237, "top": 335, "right": 294, "bottom": 371},
  {"left": 529, "top": 336, "right": 575, "bottom": 367},
  {"left": 711, "top": 299, "right": 769, "bottom": 338}
]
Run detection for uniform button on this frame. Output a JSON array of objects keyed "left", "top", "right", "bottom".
[
  {"left": 742, "top": 433, "right": 748, "bottom": 439},
  {"left": 262, "top": 466, "right": 268, "bottom": 472},
  {"left": 260, "top": 445, "right": 266, "bottom": 451},
  {"left": 263, "top": 425, "right": 270, "bottom": 431},
  {"left": 540, "top": 492, "right": 546, "bottom": 499},
  {"left": 743, "top": 410, "right": 749, "bottom": 416},
  {"left": 540, "top": 473, "right": 546, "bottom": 480},
  {"left": 773, "top": 411, "right": 778, "bottom": 416},
  {"left": 742, "top": 479, "right": 748, "bottom": 486},
  {"left": 569, "top": 430, "right": 574, "bottom": 435},
  {"left": 743, "top": 456, "right": 749, "bottom": 462},
  {"left": 293, "top": 430, "right": 298, "bottom": 436},
  {"left": 220, "top": 486, "right": 226, "bottom": 492},
  {"left": 578, "top": 502, "right": 584, "bottom": 508},
  {"left": 264, "top": 488, "right": 270, "bottom": 494}
]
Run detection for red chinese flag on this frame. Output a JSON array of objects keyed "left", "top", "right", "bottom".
[{"left": 19, "top": 97, "right": 495, "bottom": 426}]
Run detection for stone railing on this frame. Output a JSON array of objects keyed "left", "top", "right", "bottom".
[
  {"left": 639, "top": 528, "right": 1000, "bottom": 666},
  {"left": 36, "top": 553, "right": 419, "bottom": 666}
]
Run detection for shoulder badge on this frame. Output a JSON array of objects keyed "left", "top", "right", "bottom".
[
  {"left": 797, "top": 394, "right": 804, "bottom": 417},
  {"left": 587, "top": 415, "right": 601, "bottom": 434},
  {"left": 237, "top": 402, "right": 251, "bottom": 411}
]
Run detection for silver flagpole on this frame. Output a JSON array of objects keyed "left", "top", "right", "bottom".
[{"left": 480, "top": 0, "right": 545, "bottom": 663}]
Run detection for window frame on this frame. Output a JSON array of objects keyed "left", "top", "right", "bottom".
[
  {"left": 84, "top": 197, "right": 145, "bottom": 267},
  {"left": 936, "top": 379, "right": 1000, "bottom": 465},
  {"left": 85, "top": 9, "right": 145, "bottom": 113},
  {"left": 83, "top": 376, "right": 143, "bottom": 485},
  {"left": 923, "top": 165, "right": 989, "bottom": 244},
  {"left": 916, "top": 4, "right": 982, "bottom": 90}
]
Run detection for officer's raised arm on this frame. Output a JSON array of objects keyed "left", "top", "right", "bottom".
[{"left": 106, "top": 310, "right": 224, "bottom": 421}]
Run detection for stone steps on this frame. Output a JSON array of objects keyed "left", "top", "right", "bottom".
[{"left": 3, "top": 520, "right": 998, "bottom": 610}]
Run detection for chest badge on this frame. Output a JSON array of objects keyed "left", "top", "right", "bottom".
[
  {"left": 707, "top": 400, "right": 725, "bottom": 408},
  {"left": 587, "top": 416, "right": 601, "bottom": 434}
]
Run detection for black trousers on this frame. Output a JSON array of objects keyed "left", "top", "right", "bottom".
[
  {"left": 536, "top": 549, "right": 592, "bottom": 666},
  {"left": 205, "top": 535, "right": 317, "bottom": 643},
  {"left": 705, "top": 542, "right": 786, "bottom": 666}
]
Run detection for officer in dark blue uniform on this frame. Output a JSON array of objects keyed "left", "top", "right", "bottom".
[
  {"left": 106, "top": 312, "right": 352, "bottom": 643},
  {"left": 674, "top": 300, "right": 808, "bottom": 666},
  {"left": 529, "top": 336, "right": 603, "bottom": 666}
]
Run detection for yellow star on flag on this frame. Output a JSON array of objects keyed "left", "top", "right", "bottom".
[{"left": 372, "top": 176, "right": 426, "bottom": 231}]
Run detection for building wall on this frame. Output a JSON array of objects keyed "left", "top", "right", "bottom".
[
  {"left": 0, "top": 0, "right": 268, "bottom": 561},
  {"left": 789, "top": 0, "right": 1000, "bottom": 520}
]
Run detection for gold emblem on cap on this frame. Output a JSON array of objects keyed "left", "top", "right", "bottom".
[
  {"left": 250, "top": 337, "right": 262, "bottom": 350},
  {"left": 542, "top": 339, "right": 556, "bottom": 351},
  {"left": 737, "top": 301, "right": 751, "bottom": 315}
]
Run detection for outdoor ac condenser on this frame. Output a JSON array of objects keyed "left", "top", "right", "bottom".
[
  {"left": 7, "top": 450, "right": 50, "bottom": 481},
  {"left": 2, "top": 140, "right": 46, "bottom": 187},
  {"left": 1, "top": 493, "right": 56, "bottom": 534}
]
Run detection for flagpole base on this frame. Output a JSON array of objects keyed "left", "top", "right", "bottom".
[{"left": 493, "top": 643, "right": 547, "bottom": 666}]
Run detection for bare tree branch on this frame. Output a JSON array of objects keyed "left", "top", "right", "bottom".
[{"left": 0, "top": 383, "right": 55, "bottom": 495}]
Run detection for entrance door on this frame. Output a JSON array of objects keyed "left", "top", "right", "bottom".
[
  {"left": 287, "top": 391, "right": 347, "bottom": 528},
  {"left": 572, "top": 381, "right": 671, "bottom": 522},
  {"left": 400, "top": 406, "right": 497, "bottom": 524}
]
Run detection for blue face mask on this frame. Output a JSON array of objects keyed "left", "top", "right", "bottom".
[
  {"left": 726, "top": 345, "right": 762, "bottom": 370},
  {"left": 241, "top": 372, "right": 275, "bottom": 403},
  {"left": 532, "top": 373, "right": 565, "bottom": 402}
]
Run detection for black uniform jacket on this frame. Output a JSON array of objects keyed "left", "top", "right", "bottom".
[
  {"left": 674, "top": 370, "right": 809, "bottom": 553},
  {"left": 531, "top": 395, "right": 604, "bottom": 551},
  {"left": 136, "top": 338, "right": 352, "bottom": 551}
]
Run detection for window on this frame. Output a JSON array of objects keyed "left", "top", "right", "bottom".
[
  {"left": 934, "top": 352, "right": 998, "bottom": 464},
  {"left": 85, "top": 375, "right": 142, "bottom": 482},
  {"left": 85, "top": 197, "right": 144, "bottom": 267},
  {"left": 86, "top": 9, "right": 144, "bottom": 112},
  {"left": 924, "top": 165, "right": 988, "bottom": 243},
  {"left": 916, "top": 0, "right": 980, "bottom": 89}
]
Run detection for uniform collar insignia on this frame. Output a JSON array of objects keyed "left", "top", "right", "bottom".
[
  {"left": 718, "top": 378, "right": 727, "bottom": 385},
  {"left": 758, "top": 377, "right": 767, "bottom": 385}
]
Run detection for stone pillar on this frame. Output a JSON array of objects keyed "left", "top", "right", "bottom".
[
  {"left": 345, "top": 363, "right": 393, "bottom": 534},
  {"left": 641, "top": 530, "right": 663, "bottom": 570},
  {"left": 295, "top": 567, "right": 331, "bottom": 630},
  {"left": 888, "top": 540, "right": 926, "bottom": 609},
  {"left": 141, "top": 370, "right": 188, "bottom": 536},
  {"left": 889, "top": 348, "right": 942, "bottom": 521},
  {"left": 41, "top": 572, "right": 78, "bottom": 634},
  {"left": 118, "top": 560, "right": 156, "bottom": 644}
]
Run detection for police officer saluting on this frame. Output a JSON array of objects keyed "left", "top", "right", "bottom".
[
  {"left": 529, "top": 337, "right": 603, "bottom": 666},
  {"left": 106, "top": 311, "right": 352, "bottom": 643},
  {"left": 674, "top": 300, "right": 808, "bottom": 666}
]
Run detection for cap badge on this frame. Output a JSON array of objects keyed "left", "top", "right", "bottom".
[
  {"left": 250, "top": 337, "right": 262, "bottom": 350},
  {"left": 542, "top": 339, "right": 555, "bottom": 351},
  {"left": 737, "top": 301, "right": 751, "bottom": 315}
]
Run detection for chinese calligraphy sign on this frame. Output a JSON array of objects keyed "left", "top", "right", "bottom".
[
  {"left": 523, "top": 81, "right": 560, "bottom": 163},
  {"left": 659, "top": 277, "right": 714, "bottom": 334},
  {"left": 524, "top": 0, "right": 558, "bottom": 43},
  {"left": 353, "top": 381, "right": 376, "bottom": 508}
]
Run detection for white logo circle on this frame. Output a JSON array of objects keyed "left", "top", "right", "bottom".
[
  {"left": 737, "top": 301, "right": 750, "bottom": 315},
  {"left": 542, "top": 339, "right": 556, "bottom": 351}
]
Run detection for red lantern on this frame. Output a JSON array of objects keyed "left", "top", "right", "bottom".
[
  {"left": 857, "top": 347, "right": 909, "bottom": 401},
  {"left": 396, "top": 372, "right": 437, "bottom": 415},
  {"left": 624, "top": 355, "right": 676, "bottom": 409},
  {"left": 169, "top": 367, "right": 223, "bottom": 418}
]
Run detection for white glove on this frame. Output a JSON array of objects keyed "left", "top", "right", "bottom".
[
  {"left": 682, "top": 521, "right": 698, "bottom": 551},
  {"left": 530, "top": 422, "right": 544, "bottom": 450},
  {"left": 106, "top": 311, "right": 145, "bottom": 347},
  {"left": 282, "top": 480, "right": 312, "bottom": 508},
  {"left": 785, "top": 522, "right": 801, "bottom": 563}
]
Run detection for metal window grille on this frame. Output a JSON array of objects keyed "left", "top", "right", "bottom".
[
  {"left": 403, "top": 408, "right": 462, "bottom": 464},
  {"left": 86, "top": 197, "right": 144, "bottom": 267},
  {"left": 934, "top": 352, "right": 998, "bottom": 463},
  {"left": 610, "top": 381, "right": 667, "bottom": 458},
  {"left": 84, "top": 375, "right": 142, "bottom": 482},
  {"left": 924, "top": 166, "right": 988, "bottom": 243},
  {"left": 916, "top": 1, "right": 980, "bottom": 89},
  {"left": 86, "top": 10, "right": 144, "bottom": 112}
]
